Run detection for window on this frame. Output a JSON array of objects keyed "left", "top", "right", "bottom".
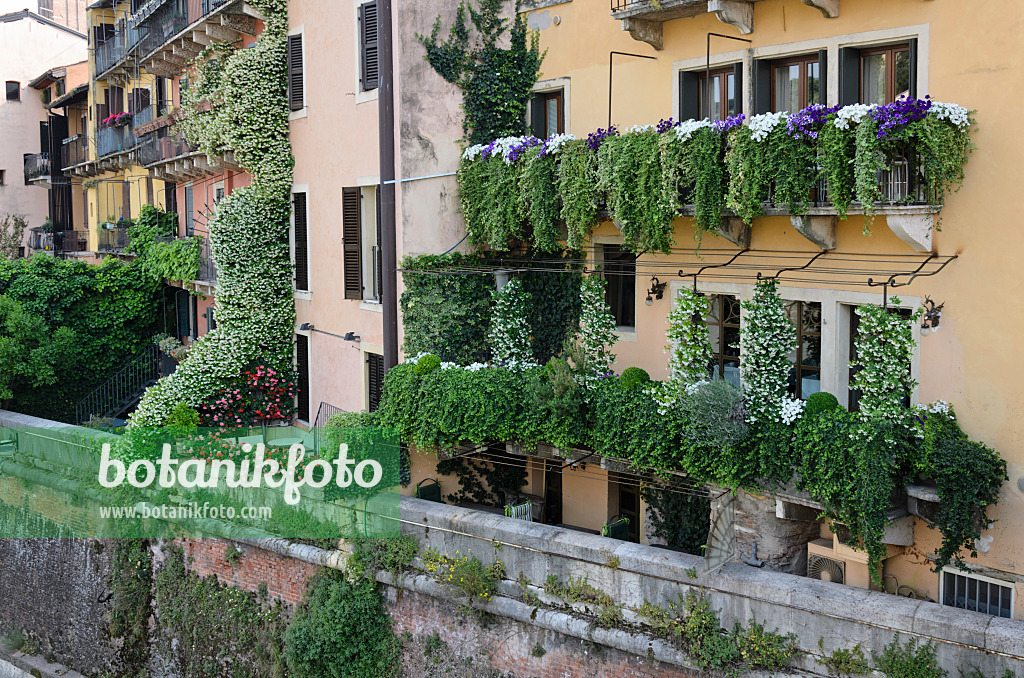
[
  {"left": 184, "top": 185, "right": 194, "bottom": 236},
  {"left": 6, "top": 82, "right": 20, "bottom": 101},
  {"left": 941, "top": 568, "right": 1014, "bottom": 619},
  {"left": 55, "top": 79, "right": 65, "bottom": 97},
  {"left": 838, "top": 40, "right": 917, "bottom": 106},
  {"left": 772, "top": 54, "right": 822, "bottom": 112},
  {"left": 602, "top": 244, "right": 636, "bottom": 329},
  {"left": 287, "top": 34, "right": 304, "bottom": 111},
  {"left": 705, "top": 294, "right": 741, "bottom": 387},
  {"left": 203, "top": 306, "right": 216, "bottom": 333},
  {"left": 292, "top": 191, "right": 309, "bottom": 292},
  {"left": 679, "top": 64, "right": 742, "bottom": 121},
  {"left": 530, "top": 90, "right": 563, "bottom": 138},
  {"left": 359, "top": 186, "right": 381, "bottom": 302},
  {"left": 367, "top": 352, "right": 384, "bottom": 412},
  {"left": 785, "top": 300, "right": 822, "bottom": 399},
  {"left": 296, "top": 333, "right": 310, "bottom": 422},
  {"left": 38, "top": 0, "right": 53, "bottom": 17},
  {"left": 342, "top": 186, "right": 362, "bottom": 299},
  {"left": 359, "top": 2, "right": 379, "bottom": 91},
  {"left": 861, "top": 44, "right": 912, "bottom": 105},
  {"left": 0, "top": 170, "right": 5, "bottom": 186}
]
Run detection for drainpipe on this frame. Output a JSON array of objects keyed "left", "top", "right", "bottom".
[{"left": 378, "top": 0, "right": 398, "bottom": 371}]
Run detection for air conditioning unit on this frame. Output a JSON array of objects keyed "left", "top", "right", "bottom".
[
  {"left": 808, "top": 551, "right": 846, "bottom": 584},
  {"left": 807, "top": 538, "right": 876, "bottom": 590}
]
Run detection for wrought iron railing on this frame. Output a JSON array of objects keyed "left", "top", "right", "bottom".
[
  {"left": 95, "top": 23, "right": 143, "bottom": 74},
  {"left": 98, "top": 223, "right": 131, "bottom": 252},
  {"left": 60, "top": 135, "right": 89, "bottom": 169},
  {"left": 132, "top": 105, "right": 156, "bottom": 128},
  {"left": 312, "top": 401, "right": 345, "bottom": 453},
  {"left": 197, "top": 235, "right": 217, "bottom": 283},
  {"left": 97, "top": 124, "right": 137, "bottom": 157},
  {"left": 74, "top": 344, "right": 161, "bottom": 424},
  {"left": 138, "top": 130, "right": 195, "bottom": 166},
  {"left": 23, "top": 153, "right": 50, "bottom": 182}
]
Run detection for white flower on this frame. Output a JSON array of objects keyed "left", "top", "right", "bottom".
[
  {"left": 739, "top": 278, "right": 796, "bottom": 424},
  {"left": 929, "top": 101, "right": 970, "bottom": 128},
  {"left": 748, "top": 111, "right": 787, "bottom": 141},
  {"left": 780, "top": 397, "right": 806, "bottom": 425},
  {"left": 834, "top": 104, "right": 876, "bottom": 130},
  {"left": 672, "top": 119, "right": 713, "bottom": 143},
  {"left": 462, "top": 144, "right": 488, "bottom": 161},
  {"left": 488, "top": 279, "right": 534, "bottom": 365},
  {"left": 541, "top": 132, "right": 576, "bottom": 156},
  {"left": 627, "top": 124, "right": 656, "bottom": 134},
  {"left": 572, "top": 276, "right": 619, "bottom": 389}
]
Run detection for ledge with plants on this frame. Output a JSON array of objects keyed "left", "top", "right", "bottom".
[
  {"left": 378, "top": 270, "right": 1005, "bottom": 582},
  {"left": 456, "top": 99, "right": 974, "bottom": 254}
]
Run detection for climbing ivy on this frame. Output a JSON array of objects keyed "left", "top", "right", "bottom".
[{"left": 417, "top": 0, "right": 544, "bottom": 145}]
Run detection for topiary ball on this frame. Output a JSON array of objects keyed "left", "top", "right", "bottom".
[
  {"left": 619, "top": 367, "right": 651, "bottom": 390},
  {"left": 414, "top": 354, "right": 442, "bottom": 375},
  {"left": 805, "top": 391, "right": 840, "bottom": 416}
]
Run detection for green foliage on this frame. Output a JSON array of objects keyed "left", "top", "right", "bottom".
[
  {"left": 520, "top": 147, "right": 560, "bottom": 252},
  {"left": 417, "top": 0, "right": 544, "bottom": 145},
  {"left": 640, "top": 479, "right": 710, "bottom": 554},
  {"left": 735, "top": 617, "right": 798, "bottom": 670},
  {"left": 819, "top": 119, "right": 856, "bottom": 217},
  {"left": 687, "top": 127, "right": 727, "bottom": 235},
  {"left": 596, "top": 130, "right": 675, "bottom": 253},
  {"left": 853, "top": 300, "right": 920, "bottom": 427},
  {"left": 725, "top": 125, "right": 771, "bottom": 224},
  {"left": 155, "top": 543, "right": 289, "bottom": 677},
  {"left": 768, "top": 127, "right": 818, "bottom": 217},
  {"left": 0, "top": 627, "right": 25, "bottom": 652},
  {"left": 125, "top": 201, "right": 199, "bottom": 290},
  {"left": 818, "top": 638, "right": 870, "bottom": 676},
  {"left": 0, "top": 214, "right": 28, "bottom": 260},
  {"left": 414, "top": 354, "right": 442, "bottom": 375},
  {"left": 674, "top": 380, "right": 750, "bottom": 453},
  {"left": 284, "top": 570, "right": 400, "bottom": 678},
  {"left": 0, "top": 256, "right": 161, "bottom": 421},
  {"left": 110, "top": 539, "right": 153, "bottom": 672},
  {"left": 805, "top": 391, "right": 840, "bottom": 416},
  {"left": 854, "top": 118, "right": 886, "bottom": 220},
  {"left": 619, "top": 366, "right": 650, "bottom": 390},
  {"left": 874, "top": 635, "right": 945, "bottom": 678},
  {"left": 0, "top": 295, "right": 77, "bottom": 403},
  {"left": 557, "top": 139, "right": 600, "bottom": 249},
  {"left": 460, "top": 154, "right": 525, "bottom": 250},
  {"left": 436, "top": 450, "right": 528, "bottom": 506},
  {"left": 488, "top": 278, "right": 533, "bottom": 364},
  {"left": 423, "top": 549, "right": 503, "bottom": 603},
  {"left": 166, "top": 402, "right": 201, "bottom": 429},
  {"left": 349, "top": 536, "right": 420, "bottom": 578}
]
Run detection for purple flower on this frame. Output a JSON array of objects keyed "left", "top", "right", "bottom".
[
  {"left": 656, "top": 118, "right": 676, "bottom": 134},
  {"left": 585, "top": 126, "right": 619, "bottom": 151},
  {"left": 870, "top": 96, "right": 932, "bottom": 139},
  {"left": 713, "top": 114, "right": 746, "bottom": 134},
  {"left": 785, "top": 104, "right": 839, "bottom": 140},
  {"left": 506, "top": 136, "right": 541, "bottom": 163}
]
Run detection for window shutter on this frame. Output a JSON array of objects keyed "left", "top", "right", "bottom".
[
  {"left": 293, "top": 191, "right": 309, "bottom": 291},
  {"left": 529, "top": 93, "right": 546, "bottom": 138},
  {"left": 679, "top": 70, "right": 700, "bottom": 121},
  {"left": 817, "top": 49, "right": 828, "bottom": 105},
  {"left": 296, "top": 334, "right": 310, "bottom": 422},
  {"left": 732, "top": 62, "right": 744, "bottom": 114},
  {"left": 287, "top": 34, "right": 304, "bottom": 111},
  {"left": 342, "top": 187, "right": 362, "bottom": 300},
  {"left": 360, "top": 2, "right": 379, "bottom": 91},
  {"left": 176, "top": 290, "right": 190, "bottom": 337},
  {"left": 39, "top": 121, "right": 49, "bottom": 155},
  {"left": 375, "top": 187, "right": 382, "bottom": 301},
  {"left": 838, "top": 47, "right": 860, "bottom": 106},
  {"left": 367, "top": 352, "right": 384, "bottom": 412},
  {"left": 752, "top": 59, "right": 772, "bottom": 114},
  {"left": 907, "top": 38, "right": 918, "bottom": 99}
]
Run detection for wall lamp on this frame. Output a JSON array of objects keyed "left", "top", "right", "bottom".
[
  {"left": 920, "top": 296, "right": 944, "bottom": 335},
  {"left": 645, "top": 277, "right": 667, "bottom": 306}
]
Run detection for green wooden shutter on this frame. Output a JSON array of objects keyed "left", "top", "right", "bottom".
[
  {"left": 360, "top": 2, "right": 379, "bottom": 91},
  {"left": 679, "top": 70, "right": 700, "bottom": 120},
  {"left": 287, "top": 34, "right": 304, "bottom": 111},
  {"left": 293, "top": 191, "right": 309, "bottom": 291},
  {"left": 752, "top": 59, "right": 772, "bottom": 114},
  {"left": 343, "top": 187, "right": 362, "bottom": 300},
  {"left": 838, "top": 47, "right": 860, "bottom": 106}
]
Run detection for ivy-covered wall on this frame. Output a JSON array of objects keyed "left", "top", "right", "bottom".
[{"left": 131, "top": 0, "right": 295, "bottom": 426}]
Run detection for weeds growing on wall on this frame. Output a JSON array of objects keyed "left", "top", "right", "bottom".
[{"left": 109, "top": 539, "right": 153, "bottom": 673}]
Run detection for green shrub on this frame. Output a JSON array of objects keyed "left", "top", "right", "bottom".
[
  {"left": 423, "top": 549, "right": 503, "bottom": 603},
  {"left": 350, "top": 536, "right": 420, "bottom": 578},
  {"left": 165, "top": 402, "right": 200, "bottom": 429},
  {"left": 285, "top": 571, "right": 400, "bottom": 678},
  {"left": 874, "top": 635, "right": 945, "bottom": 678},
  {"left": 619, "top": 367, "right": 651, "bottom": 390},
  {"left": 817, "top": 638, "right": 870, "bottom": 676},
  {"left": 414, "top": 354, "right": 442, "bottom": 375},
  {"left": 679, "top": 590, "right": 740, "bottom": 669},
  {"left": 805, "top": 391, "right": 840, "bottom": 416},
  {"left": 734, "top": 617, "right": 797, "bottom": 670}
]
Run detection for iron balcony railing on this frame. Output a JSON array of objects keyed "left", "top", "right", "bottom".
[
  {"left": 97, "top": 123, "right": 139, "bottom": 157},
  {"left": 311, "top": 401, "right": 345, "bottom": 453},
  {"left": 74, "top": 344, "right": 161, "bottom": 424},
  {"left": 23, "top": 153, "right": 51, "bottom": 182},
  {"left": 137, "top": 0, "right": 228, "bottom": 60},
  {"left": 60, "top": 135, "right": 89, "bottom": 169},
  {"left": 94, "top": 23, "right": 143, "bottom": 75},
  {"left": 138, "top": 130, "right": 195, "bottom": 166},
  {"left": 56, "top": 229, "right": 89, "bottom": 253},
  {"left": 197, "top": 235, "right": 217, "bottom": 283},
  {"left": 98, "top": 223, "right": 131, "bottom": 252}
]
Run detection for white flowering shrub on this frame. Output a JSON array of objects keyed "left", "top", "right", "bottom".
[
  {"left": 833, "top": 103, "right": 876, "bottom": 130},
  {"left": 672, "top": 118, "right": 713, "bottom": 143},
  {"left": 739, "top": 278, "right": 795, "bottom": 424},
  {"left": 656, "top": 287, "right": 712, "bottom": 413},
  {"left": 574, "top": 275, "right": 618, "bottom": 388},
  {"left": 748, "top": 111, "right": 787, "bottom": 141},
  {"left": 488, "top": 279, "right": 534, "bottom": 365},
  {"left": 131, "top": 0, "right": 294, "bottom": 426},
  {"left": 852, "top": 299, "right": 921, "bottom": 427},
  {"left": 929, "top": 101, "right": 971, "bottom": 129}
]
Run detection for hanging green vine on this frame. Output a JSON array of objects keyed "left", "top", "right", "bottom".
[
  {"left": 417, "top": 0, "right": 544, "bottom": 145},
  {"left": 557, "top": 139, "right": 600, "bottom": 249},
  {"left": 520, "top": 146, "right": 560, "bottom": 252}
]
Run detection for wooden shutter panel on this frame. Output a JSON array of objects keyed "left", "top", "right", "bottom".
[
  {"left": 360, "top": 2, "right": 379, "bottom": 91},
  {"left": 375, "top": 187, "right": 382, "bottom": 301},
  {"left": 732, "top": 62, "right": 744, "bottom": 114},
  {"left": 342, "top": 187, "right": 362, "bottom": 300},
  {"left": 293, "top": 191, "right": 309, "bottom": 291},
  {"left": 529, "top": 93, "right": 546, "bottom": 138},
  {"left": 752, "top": 59, "right": 772, "bottom": 114},
  {"left": 296, "top": 334, "right": 310, "bottom": 422},
  {"left": 287, "top": 34, "right": 304, "bottom": 111},
  {"left": 367, "top": 352, "right": 384, "bottom": 412},
  {"left": 817, "top": 49, "right": 828, "bottom": 105},
  {"left": 679, "top": 70, "right": 700, "bottom": 120},
  {"left": 838, "top": 47, "right": 860, "bottom": 106},
  {"left": 907, "top": 38, "right": 918, "bottom": 99}
]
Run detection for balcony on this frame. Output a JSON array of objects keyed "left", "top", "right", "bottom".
[
  {"left": 56, "top": 229, "right": 89, "bottom": 253},
  {"left": 23, "top": 153, "right": 51, "bottom": 183},
  {"left": 139, "top": 128, "right": 240, "bottom": 182},
  {"left": 97, "top": 124, "right": 137, "bottom": 158},
  {"left": 139, "top": 0, "right": 256, "bottom": 77},
  {"left": 137, "top": 130, "right": 195, "bottom": 166},
  {"left": 98, "top": 223, "right": 131, "bottom": 253},
  {"left": 60, "top": 135, "right": 89, "bottom": 170},
  {"left": 197, "top": 235, "right": 217, "bottom": 284},
  {"left": 28, "top": 227, "right": 54, "bottom": 253},
  {"left": 94, "top": 23, "right": 143, "bottom": 77},
  {"left": 610, "top": 0, "right": 771, "bottom": 49}
]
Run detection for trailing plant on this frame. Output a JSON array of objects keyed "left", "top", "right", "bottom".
[
  {"left": 725, "top": 114, "right": 777, "bottom": 223},
  {"left": 739, "top": 278, "right": 795, "bottom": 425},
  {"left": 557, "top": 138, "right": 600, "bottom": 249},
  {"left": 459, "top": 140, "right": 531, "bottom": 249},
  {"left": 517, "top": 251, "right": 583, "bottom": 363},
  {"left": 423, "top": 548, "right": 503, "bottom": 603},
  {"left": 417, "top": 0, "right": 544, "bottom": 145},
  {"left": 349, "top": 535, "right": 420, "bottom": 579},
  {"left": 284, "top": 570, "right": 401, "bottom": 678},
  {"left": 571, "top": 275, "right": 618, "bottom": 388},
  {"left": 640, "top": 477, "right": 710, "bottom": 554},
  {"left": 873, "top": 635, "right": 945, "bottom": 678},
  {"left": 659, "top": 119, "right": 714, "bottom": 231},
  {"left": 520, "top": 142, "right": 562, "bottom": 252},
  {"left": 656, "top": 287, "right": 712, "bottom": 411},
  {"left": 133, "top": 0, "right": 294, "bottom": 426},
  {"left": 488, "top": 278, "right": 533, "bottom": 364},
  {"left": 688, "top": 125, "right": 728, "bottom": 234},
  {"left": 852, "top": 299, "right": 920, "bottom": 429},
  {"left": 818, "top": 638, "right": 871, "bottom": 676}
]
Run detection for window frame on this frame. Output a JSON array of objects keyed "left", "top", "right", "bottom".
[
  {"left": 704, "top": 293, "right": 742, "bottom": 384},
  {"left": 601, "top": 243, "right": 637, "bottom": 331},
  {"left": 859, "top": 42, "right": 912, "bottom": 105},
  {"left": 6, "top": 81, "right": 20, "bottom": 102},
  {"left": 359, "top": 1, "right": 379, "bottom": 93},
  {"left": 291, "top": 188, "right": 310, "bottom": 294},
  {"left": 770, "top": 53, "right": 822, "bottom": 112},
  {"left": 784, "top": 299, "right": 823, "bottom": 400},
  {"left": 698, "top": 67, "right": 739, "bottom": 121}
]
